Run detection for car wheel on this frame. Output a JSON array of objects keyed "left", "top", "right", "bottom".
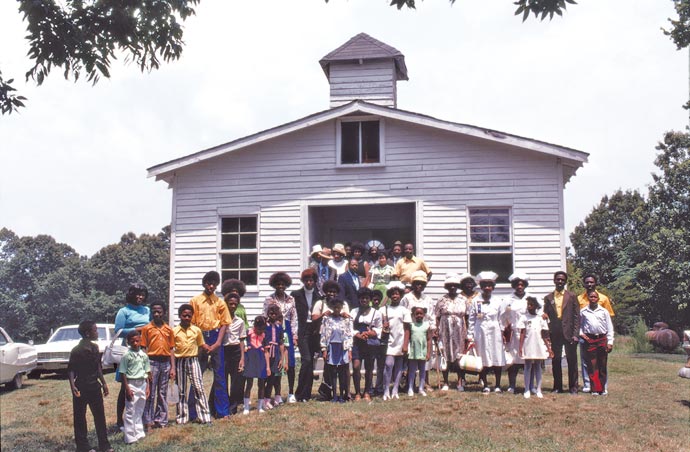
[{"left": 10, "top": 373, "right": 23, "bottom": 390}]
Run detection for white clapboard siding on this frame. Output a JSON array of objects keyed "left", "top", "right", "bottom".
[
  {"left": 329, "top": 60, "right": 396, "bottom": 108},
  {"left": 164, "top": 115, "right": 571, "bottom": 323}
]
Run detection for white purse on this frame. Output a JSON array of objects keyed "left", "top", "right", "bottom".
[
  {"left": 102, "top": 329, "right": 128, "bottom": 366},
  {"left": 458, "top": 346, "right": 483, "bottom": 373}
]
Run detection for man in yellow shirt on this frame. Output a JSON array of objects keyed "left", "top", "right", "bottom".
[
  {"left": 189, "top": 271, "right": 231, "bottom": 419},
  {"left": 578, "top": 274, "right": 615, "bottom": 393},
  {"left": 394, "top": 242, "right": 432, "bottom": 284}
]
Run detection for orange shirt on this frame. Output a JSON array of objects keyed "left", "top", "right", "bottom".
[
  {"left": 190, "top": 292, "right": 231, "bottom": 331},
  {"left": 578, "top": 291, "right": 615, "bottom": 317},
  {"left": 140, "top": 322, "right": 175, "bottom": 357}
]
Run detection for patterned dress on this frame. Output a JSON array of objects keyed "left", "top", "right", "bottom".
[
  {"left": 434, "top": 294, "right": 468, "bottom": 364},
  {"left": 368, "top": 263, "right": 395, "bottom": 299},
  {"left": 263, "top": 293, "right": 298, "bottom": 367},
  {"left": 320, "top": 315, "right": 353, "bottom": 365}
]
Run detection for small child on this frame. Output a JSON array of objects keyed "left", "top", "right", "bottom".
[
  {"left": 407, "top": 306, "right": 432, "bottom": 397},
  {"left": 320, "top": 298, "right": 353, "bottom": 403},
  {"left": 264, "top": 305, "right": 288, "bottom": 409},
  {"left": 118, "top": 330, "right": 152, "bottom": 444},
  {"left": 579, "top": 291, "right": 615, "bottom": 396},
  {"left": 68, "top": 320, "right": 113, "bottom": 452},
  {"left": 382, "top": 283, "right": 411, "bottom": 400},
  {"left": 518, "top": 297, "right": 553, "bottom": 399},
  {"left": 173, "top": 304, "right": 212, "bottom": 425},
  {"left": 140, "top": 301, "right": 175, "bottom": 430},
  {"left": 243, "top": 316, "right": 272, "bottom": 414}
]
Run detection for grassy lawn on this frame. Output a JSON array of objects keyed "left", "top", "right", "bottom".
[{"left": 2, "top": 338, "right": 689, "bottom": 452}]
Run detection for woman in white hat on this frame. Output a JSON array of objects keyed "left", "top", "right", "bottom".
[
  {"left": 328, "top": 243, "right": 349, "bottom": 279},
  {"left": 434, "top": 273, "right": 470, "bottom": 391},
  {"left": 468, "top": 271, "right": 507, "bottom": 393},
  {"left": 505, "top": 272, "right": 532, "bottom": 394}
]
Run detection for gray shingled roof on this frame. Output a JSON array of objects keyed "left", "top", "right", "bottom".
[{"left": 319, "top": 32, "right": 409, "bottom": 80}]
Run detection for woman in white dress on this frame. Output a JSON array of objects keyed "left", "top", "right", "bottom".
[
  {"left": 504, "top": 272, "right": 531, "bottom": 394},
  {"left": 328, "top": 243, "right": 349, "bottom": 278},
  {"left": 468, "top": 271, "right": 506, "bottom": 393}
]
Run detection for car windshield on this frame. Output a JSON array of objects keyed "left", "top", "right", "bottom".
[{"left": 49, "top": 327, "right": 107, "bottom": 342}]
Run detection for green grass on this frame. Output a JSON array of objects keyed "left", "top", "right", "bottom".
[{"left": 2, "top": 342, "right": 689, "bottom": 452}]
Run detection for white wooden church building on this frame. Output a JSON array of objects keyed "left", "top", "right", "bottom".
[{"left": 148, "top": 33, "right": 588, "bottom": 322}]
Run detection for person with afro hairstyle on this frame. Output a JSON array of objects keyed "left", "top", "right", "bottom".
[
  {"left": 221, "top": 279, "right": 249, "bottom": 328},
  {"left": 263, "top": 272, "right": 299, "bottom": 403},
  {"left": 189, "top": 271, "right": 231, "bottom": 419}
]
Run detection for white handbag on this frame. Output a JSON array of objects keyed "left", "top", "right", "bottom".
[
  {"left": 458, "top": 347, "right": 483, "bottom": 373},
  {"left": 102, "top": 329, "right": 128, "bottom": 366}
]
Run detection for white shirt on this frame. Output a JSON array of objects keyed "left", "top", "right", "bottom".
[
  {"left": 222, "top": 316, "right": 247, "bottom": 346},
  {"left": 579, "top": 305, "right": 615, "bottom": 345},
  {"left": 304, "top": 288, "right": 315, "bottom": 322}
]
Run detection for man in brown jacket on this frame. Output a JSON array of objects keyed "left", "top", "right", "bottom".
[{"left": 543, "top": 271, "right": 580, "bottom": 394}]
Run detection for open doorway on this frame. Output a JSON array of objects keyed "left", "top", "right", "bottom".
[{"left": 308, "top": 202, "right": 416, "bottom": 253}]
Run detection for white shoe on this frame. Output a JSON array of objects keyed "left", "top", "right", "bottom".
[
  {"left": 408, "top": 389, "right": 414, "bottom": 397},
  {"left": 274, "top": 395, "right": 284, "bottom": 405},
  {"left": 601, "top": 390, "right": 608, "bottom": 396},
  {"left": 536, "top": 392, "right": 543, "bottom": 398},
  {"left": 258, "top": 400, "right": 265, "bottom": 413},
  {"left": 457, "top": 385, "right": 464, "bottom": 392},
  {"left": 523, "top": 391, "right": 531, "bottom": 399},
  {"left": 383, "top": 393, "right": 390, "bottom": 401},
  {"left": 392, "top": 392, "right": 399, "bottom": 399},
  {"left": 482, "top": 387, "right": 491, "bottom": 394},
  {"left": 441, "top": 385, "right": 449, "bottom": 391},
  {"left": 494, "top": 387, "right": 502, "bottom": 393},
  {"left": 507, "top": 387, "right": 515, "bottom": 394},
  {"left": 582, "top": 386, "right": 591, "bottom": 393},
  {"left": 288, "top": 394, "right": 297, "bottom": 403},
  {"left": 242, "top": 408, "right": 250, "bottom": 415},
  {"left": 420, "top": 390, "right": 427, "bottom": 397}
]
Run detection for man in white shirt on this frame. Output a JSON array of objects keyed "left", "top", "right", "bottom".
[{"left": 579, "top": 291, "right": 614, "bottom": 396}]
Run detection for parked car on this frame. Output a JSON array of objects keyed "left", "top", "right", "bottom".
[
  {"left": 31, "top": 323, "right": 118, "bottom": 377},
  {"left": 0, "top": 327, "right": 37, "bottom": 389}
]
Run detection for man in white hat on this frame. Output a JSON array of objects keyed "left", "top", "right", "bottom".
[{"left": 309, "top": 245, "right": 334, "bottom": 292}]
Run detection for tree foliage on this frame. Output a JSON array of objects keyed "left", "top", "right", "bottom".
[
  {"left": 0, "top": 226, "right": 170, "bottom": 342},
  {"left": 664, "top": 0, "right": 690, "bottom": 50},
  {"left": 569, "top": 131, "right": 690, "bottom": 331},
  {"left": 1, "top": 0, "right": 200, "bottom": 114}
]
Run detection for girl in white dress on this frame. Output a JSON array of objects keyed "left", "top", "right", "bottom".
[
  {"left": 518, "top": 297, "right": 553, "bottom": 399},
  {"left": 468, "top": 271, "right": 506, "bottom": 393},
  {"left": 381, "top": 282, "right": 411, "bottom": 400}
]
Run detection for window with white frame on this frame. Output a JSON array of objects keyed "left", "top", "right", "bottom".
[
  {"left": 220, "top": 216, "right": 258, "bottom": 285},
  {"left": 468, "top": 208, "right": 513, "bottom": 283},
  {"left": 337, "top": 118, "right": 382, "bottom": 165}
]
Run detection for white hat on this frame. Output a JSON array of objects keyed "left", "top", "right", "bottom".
[
  {"left": 332, "top": 243, "right": 346, "bottom": 256},
  {"left": 444, "top": 272, "right": 462, "bottom": 286},
  {"left": 508, "top": 272, "right": 530, "bottom": 283},
  {"left": 311, "top": 244, "right": 323, "bottom": 256},
  {"left": 411, "top": 270, "right": 428, "bottom": 283},
  {"left": 458, "top": 273, "right": 475, "bottom": 283},
  {"left": 476, "top": 271, "right": 499, "bottom": 282},
  {"left": 386, "top": 281, "right": 406, "bottom": 291}
]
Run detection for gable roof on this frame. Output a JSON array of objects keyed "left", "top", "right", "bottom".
[
  {"left": 319, "top": 33, "right": 409, "bottom": 81},
  {"left": 147, "top": 100, "right": 588, "bottom": 184}
]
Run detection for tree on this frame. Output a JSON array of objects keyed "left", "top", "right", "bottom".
[
  {"left": 1, "top": 0, "right": 200, "bottom": 114},
  {"left": 569, "top": 189, "right": 646, "bottom": 286},
  {"left": 635, "top": 131, "right": 690, "bottom": 329},
  {"left": 664, "top": 0, "right": 690, "bottom": 49},
  {"left": 89, "top": 226, "right": 171, "bottom": 306}
]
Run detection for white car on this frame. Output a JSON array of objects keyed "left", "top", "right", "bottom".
[
  {"left": 0, "top": 327, "right": 37, "bottom": 389},
  {"left": 32, "top": 323, "right": 118, "bottom": 377}
]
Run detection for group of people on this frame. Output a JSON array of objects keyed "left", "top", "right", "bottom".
[{"left": 67, "top": 239, "right": 615, "bottom": 452}]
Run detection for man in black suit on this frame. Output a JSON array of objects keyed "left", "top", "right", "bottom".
[
  {"left": 543, "top": 271, "right": 581, "bottom": 394},
  {"left": 338, "top": 259, "right": 361, "bottom": 311},
  {"left": 292, "top": 268, "right": 322, "bottom": 402}
]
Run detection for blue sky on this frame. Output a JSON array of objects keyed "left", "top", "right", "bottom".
[{"left": 0, "top": 0, "right": 687, "bottom": 255}]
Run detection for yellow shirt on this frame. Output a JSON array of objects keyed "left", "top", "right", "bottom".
[
  {"left": 578, "top": 291, "right": 615, "bottom": 317},
  {"left": 173, "top": 324, "right": 205, "bottom": 358},
  {"left": 140, "top": 322, "right": 175, "bottom": 357},
  {"left": 190, "top": 292, "right": 231, "bottom": 331},
  {"left": 554, "top": 290, "right": 564, "bottom": 319},
  {"left": 394, "top": 256, "right": 431, "bottom": 283}
]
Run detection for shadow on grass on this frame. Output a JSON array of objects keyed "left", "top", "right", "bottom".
[{"left": 677, "top": 400, "right": 690, "bottom": 409}]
